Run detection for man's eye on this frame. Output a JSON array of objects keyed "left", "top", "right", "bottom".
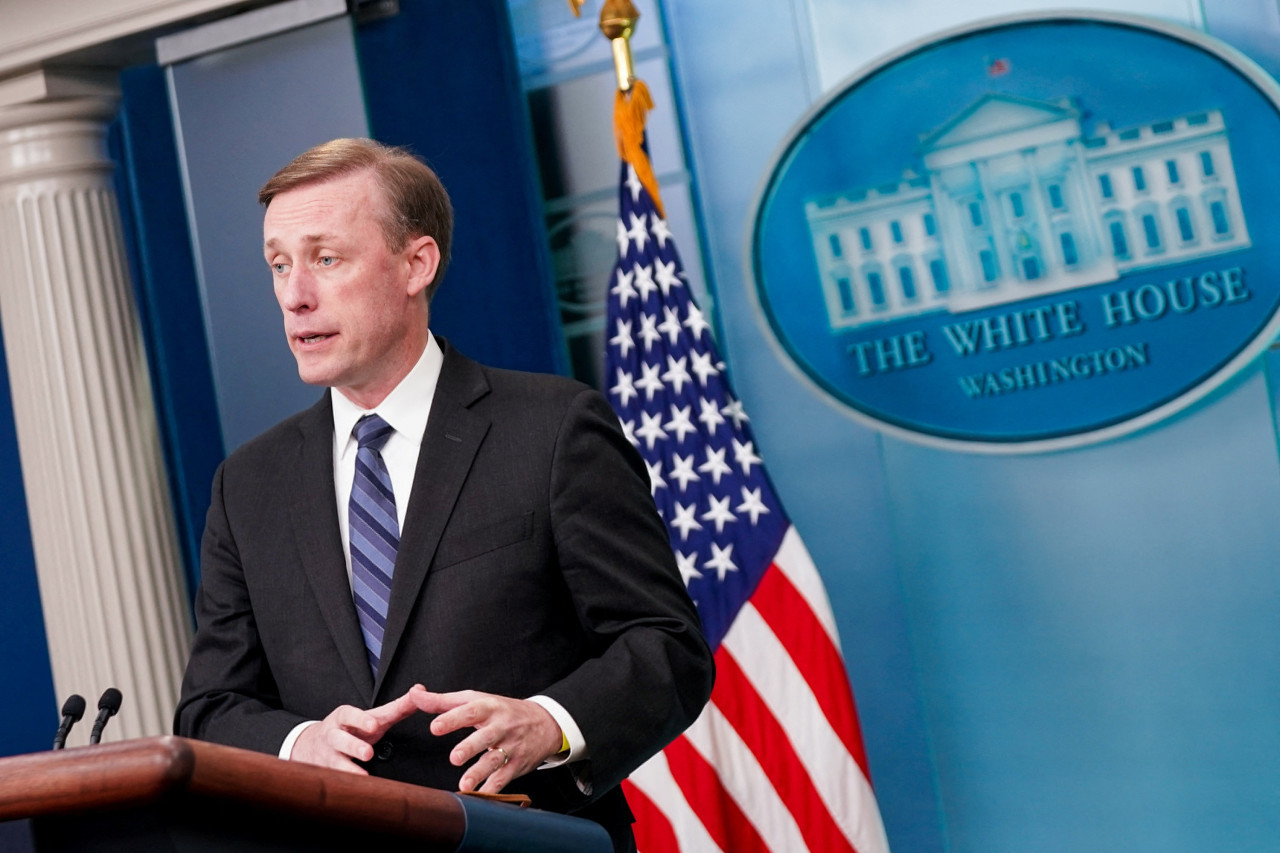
[
  {"left": 318, "top": 256, "right": 336, "bottom": 266},
  {"left": 272, "top": 263, "right": 289, "bottom": 275}
]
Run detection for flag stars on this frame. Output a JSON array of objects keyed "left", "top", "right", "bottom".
[
  {"left": 658, "top": 306, "right": 683, "bottom": 345},
  {"left": 670, "top": 453, "right": 700, "bottom": 491},
  {"left": 665, "top": 404, "right": 697, "bottom": 443},
  {"left": 635, "top": 362, "right": 665, "bottom": 401},
  {"left": 625, "top": 165, "right": 643, "bottom": 202},
  {"left": 634, "top": 263, "right": 658, "bottom": 301},
  {"left": 698, "top": 398, "right": 726, "bottom": 433},
  {"left": 638, "top": 313, "right": 661, "bottom": 352},
  {"left": 604, "top": 155, "right": 821, "bottom": 699},
  {"left": 732, "top": 438, "right": 763, "bottom": 476},
  {"left": 701, "top": 494, "right": 737, "bottom": 534},
  {"left": 722, "top": 398, "right": 750, "bottom": 429},
  {"left": 663, "top": 356, "right": 693, "bottom": 396},
  {"left": 615, "top": 218, "right": 630, "bottom": 257},
  {"left": 690, "top": 350, "right": 719, "bottom": 386},
  {"left": 635, "top": 410, "right": 668, "bottom": 449},
  {"left": 670, "top": 502, "right": 703, "bottom": 540},
  {"left": 654, "top": 258, "right": 682, "bottom": 296},
  {"left": 609, "top": 319, "right": 635, "bottom": 359},
  {"left": 698, "top": 446, "right": 732, "bottom": 485},
  {"left": 611, "top": 267, "right": 637, "bottom": 308},
  {"left": 610, "top": 368, "right": 637, "bottom": 407},
  {"left": 704, "top": 542, "right": 738, "bottom": 581},
  {"left": 627, "top": 212, "right": 650, "bottom": 254},
  {"left": 684, "top": 304, "right": 711, "bottom": 340},
  {"left": 644, "top": 459, "right": 666, "bottom": 496},
  {"left": 674, "top": 550, "right": 702, "bottom": 585},
  {"left": 649, "top": 213, "right": 673, "bottom": 247},
  {"left": 736, "top": 486, "right": 770, "bottom": 525}
]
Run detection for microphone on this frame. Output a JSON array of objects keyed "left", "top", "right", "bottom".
[
  {"left": 88, "top": 688, "right": 122, "bottom": 745},
  {"left": 52, "top": 694, "right": 86, "bottom": 750}
]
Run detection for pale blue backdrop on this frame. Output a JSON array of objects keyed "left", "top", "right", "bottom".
[{"left": 659, "top": 0, "right": 1280, "bottom": 850}]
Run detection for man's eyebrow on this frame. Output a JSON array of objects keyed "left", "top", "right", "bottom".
[{"left": 263, "top": 233, "right": 341, "bottom": 250}]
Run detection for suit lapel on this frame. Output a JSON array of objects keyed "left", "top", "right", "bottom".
[
  {"left": 289, "top": 392, "right": 375, "bottom": 699},
  {"left": 375, "top": 343, "right": 491, "bottom": 697}
]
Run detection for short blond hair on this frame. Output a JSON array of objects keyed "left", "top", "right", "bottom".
[{"left": 259, "top": 138, "right": 454, "bottom": 300}]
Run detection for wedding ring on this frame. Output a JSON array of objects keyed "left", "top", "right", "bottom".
[{"left": 489, "top": 746, "right": 510, "bottom": 766}]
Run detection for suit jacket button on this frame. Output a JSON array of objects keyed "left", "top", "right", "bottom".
[{"left": 376, "top": 741, "right": 394, "bottom": 760}]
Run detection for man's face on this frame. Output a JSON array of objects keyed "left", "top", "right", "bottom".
[{"left": 263, "top": 169, "right": 434, "bottom": 408}]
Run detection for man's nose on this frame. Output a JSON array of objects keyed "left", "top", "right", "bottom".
[{"left": 277, "top": 267, "right": 314, "bottom": 312}]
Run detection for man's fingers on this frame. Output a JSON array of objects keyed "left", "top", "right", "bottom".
[
  {"left": 329, "top": 704, "right": 379, "bottom": 737},
  {"left": 449, "top": 724, "right": 502, "bottom": 767},
  {"left": 410, "top": 687, "right": 479, "bottom": 719},
  {"left": 459, "top": 746, "right": 515, "bottom": 793},
  {"left": 296, "top": 692, "right": 429, "bottom": 771},
  {"left": 291, "top": 707, "right": 382, "bottom": 772},
  {"left": 427, "top": 695, "right": 496, "bottom": 737},
  {"left": 478, "top": 766, "right": 514, "bottom": 795},
  {"left": 368, "top": 685, "right": 426, "bottom": 729},
  {"left": 326, "top": 726, "right": 377, "bottom": 762},
  {"left": 401, "top": 689, "right": 563, "bottom": 794}
]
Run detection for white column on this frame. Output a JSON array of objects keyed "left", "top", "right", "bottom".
[{"left": 0, "top": 97, "right": 192, "bottom": 744}]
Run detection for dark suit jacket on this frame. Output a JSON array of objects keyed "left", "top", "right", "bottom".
[{"left": 174, "top": 340, "right": 714, "bottom": 843}]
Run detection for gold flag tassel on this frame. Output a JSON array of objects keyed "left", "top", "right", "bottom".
[{"left": 614, "top": 80, "right": 665, "bottom": 218}]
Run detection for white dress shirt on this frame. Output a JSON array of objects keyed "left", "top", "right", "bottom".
[
  {"left": 280, "top": 334, "right": 585, "bottom": 767},
  {"left": 331, "top": 334, "right": 444, "bottom": 570}
]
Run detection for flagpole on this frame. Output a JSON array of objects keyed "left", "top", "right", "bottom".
[
  {"left": 567, "top": 0, "right": 640, "bottom": 92},
  {"left": 599, "top": 0, "right": 639, "bottom": 92}
]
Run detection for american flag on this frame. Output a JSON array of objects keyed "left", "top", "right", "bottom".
[{"left": 604, "top": 159, "right": 891, "bottom": 853}]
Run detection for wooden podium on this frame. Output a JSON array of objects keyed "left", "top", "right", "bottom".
[{"left": 0, "top": 736, "right": 611, "bottom": 852}]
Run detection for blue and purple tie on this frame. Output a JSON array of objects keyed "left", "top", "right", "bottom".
[{"left": 349, "top": 414, "right": 398, "bottom": 679}]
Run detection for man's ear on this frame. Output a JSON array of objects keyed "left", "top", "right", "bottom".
[{"left": 405, "top": 235, "right": 441, "bottom": 298}]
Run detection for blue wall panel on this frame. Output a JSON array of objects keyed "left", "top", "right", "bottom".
[
  {"left": 356, "top": 0, "right": 567, "bottom": 375},
  {"left": 168, "top": 15, "right": 372, "bottom": 453},
  {"left": 0, "top": 328, "right": 56, "bottom": 757},
  {"left": 114, "top": 64, "right": 225, "bottom": 598}
]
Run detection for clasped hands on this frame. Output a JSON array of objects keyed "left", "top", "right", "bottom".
[{"left": 289, "top": 684, "right": 564, "bottom": 793}]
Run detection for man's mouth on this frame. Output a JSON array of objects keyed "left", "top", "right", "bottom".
[{"left": 299, "top": 334, "right": 333, "bottom": 344}]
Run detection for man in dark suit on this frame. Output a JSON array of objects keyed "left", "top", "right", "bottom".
[{"left": 174, "top": 138, "right": 714, "bottom": 850}]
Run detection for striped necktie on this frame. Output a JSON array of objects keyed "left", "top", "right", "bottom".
[{"left": 349, "top": 414, "right": 398, "bottom": 679}]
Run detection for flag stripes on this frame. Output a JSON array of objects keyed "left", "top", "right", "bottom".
[
  {"left": 753, "top": 558, "right": 870, "bottom": 770},
  {"left": 772, "top": 525, "right": 841, "bottom": 645},
  {"left": 681, "top": 696, "right": 810, "bottom": 851},
  {"left": 626, "top": 750, "right": 727, "bottom": 853},
  {"left": 667, "top": 726, "right": 777, "bottom": 853},
  {"left": 622, "top": 777, "right": 681, "bottom": 853},
  {"left": 711, "top": 646, "right": 858, "bottom": 853}
]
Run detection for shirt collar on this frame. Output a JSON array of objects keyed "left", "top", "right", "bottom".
[{"left": 332, "top": 333, "right": 443, "bottom": 452}]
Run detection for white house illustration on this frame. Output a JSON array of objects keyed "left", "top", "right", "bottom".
[{"left": 805, "top": 94, "right": 1250, "bottom": 330}]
